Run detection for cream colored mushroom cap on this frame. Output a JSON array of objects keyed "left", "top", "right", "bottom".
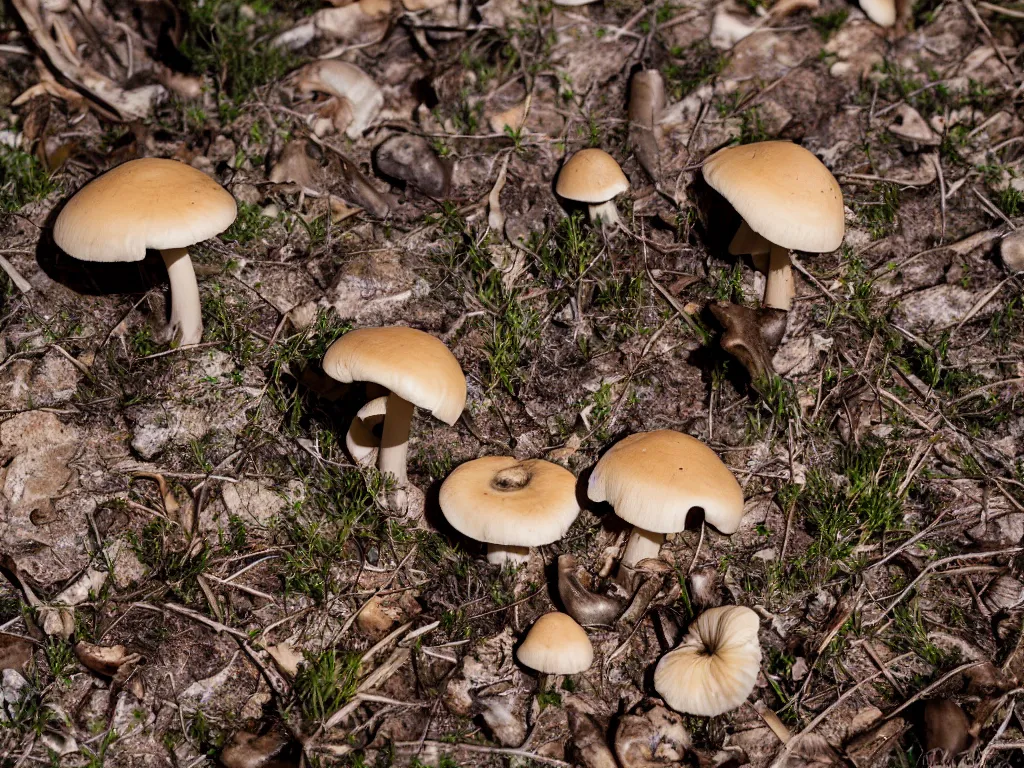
[
  {"left": 703, "top": 141, "right": 844, "bottom": 253},
  {"left": 517, "top": 612, "right": 593, "bottom": 674},
  {"left": 654, "top": 606, "right": 761, "bottom": 716},
  {"left": 859, "top": 0, "right": 896, "bottom": 26},
  {"left": 556, "top": 149, "right": 629, "bottom": 204},
  {"left": 439, "top": 457, "right": 579, "bottom": 547},
  {"left": 54, "top": 158, "right": 237, "bottom": 263},
  {"left": 323, "top": 327, "right": 467, "bottom": 425},
  {"left": 588, "top": 430, "right": 744, "bottom": 535}
]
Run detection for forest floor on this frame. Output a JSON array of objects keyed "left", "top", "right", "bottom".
[{"left": 1, "top": 0, "right": 1024, "bottom": 766}]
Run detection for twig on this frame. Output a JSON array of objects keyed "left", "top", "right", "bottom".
[
  {"left": 394, "top": 741, "right": 572, "bottom": 768},
  {"left": 884, "top": 661, "right": 987, "bottom": 719},
  {"left": 0, "top": 254, "right": 31, "bottom": 292}
]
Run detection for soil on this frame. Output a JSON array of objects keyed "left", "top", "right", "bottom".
[{"left": 1, "top": 0, "right": 1023, "bottom": 766}]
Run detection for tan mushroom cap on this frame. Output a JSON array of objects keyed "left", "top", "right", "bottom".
[
  {"left": 702, "top": 141, "right": 844, "bottom": 254},
  {"left": 54, "top": 158, "right": 237, "bottom": 263},
  {"left": 439, "top": 457, "right": 579, "bottom": 547},
  {"left": 588, "top": 430, "right": 744, "bottom": 535},
  {"left": 556, "top": 149, "right": 629, "bottom": 204},
  {"left": 517, "top": 612, "right": 593, "bottom": 674},
  {"left": 323, "top": 327, "right": 467, "bottom": 425},
  {"left": 654, "top": 605, "right": 762, "bottom": 716},
  {"left": 859, "top": 0, "right": 896, "bottom": 26}
]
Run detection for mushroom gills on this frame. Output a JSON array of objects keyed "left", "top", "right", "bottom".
[{"left": 159, "top": 248, "right": 203, "bottom": 347}]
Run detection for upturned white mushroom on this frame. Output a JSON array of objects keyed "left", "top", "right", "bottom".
[
  {"left": 654, "top": 606, "right": 762, "bottom": 716},
  {"left": 296, "top": 60, "right": 384, "bottom": 139},
  {"left": 346, "top": 396, "right": 389, "bottom": 466}
]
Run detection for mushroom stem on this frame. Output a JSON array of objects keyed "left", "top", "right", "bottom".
[
  {"left": 160, "top": 248, "right": 203, "bottom": 346},
  {"left": 587, "top": 201, "right": 621, "bottom": 229},
  {"left": 378, "top": 391, "right": 415, "bottom": 505},
  {"left": 617, "top": 527, "right": 664, "bottom": 587},
  {"left": 486, "top": 544, "right": 531, "bottom": 566},
  {"left": 764, "top": 244, "right": 794, "bottom": 311}
]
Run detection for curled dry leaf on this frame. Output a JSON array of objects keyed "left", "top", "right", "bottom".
[
  {"left": 479, "top": 696, "right": 526, "bottom": 747},
  {"left": 615, "top": 703, "right": 691, "bottom": 768},
  {"left": 558, "top": 554, "right": 625, "bottom": 626},
  {"left": 335, "top": 152, "right": 392, "bottom": 218},
  {"left": 887, "top": 105, "right": 941, "bottom": 146},
  {"left": 709, "top": 301, "right": 788, "bottom": 384},
  {"left": 628, "top": 70, "right": 664, "bottom": 182},
  {"left": 269, "top": 140, "right": 319, "bottom": 192},
  {"left": 687, "top": 566, "right": 723, "bottom": 610},
  {"left": 74, "top": 641, "right": 140, "bottom": 677},
  {"left": 568, "top": 707, "right": 617, "bottom": 768},
  {"left": 220, "top": 730, "right": 297, "bottom": 768},
  {"left": 274, "top": 0, "right": 391, "bottom": 50},
  {"left": 845, "top": 717, "right": 906, "bottom": 767},
  {"left": 266, "top": 641, "right": 304, "bottom": 679},
  {"left": 374, "top": 133, "right": 447, "bottom": 197},
  {"left": 297, "top": 60, "right": 384, "bottom": 140},
  {"left": 10, "top": 0, "right": 166, "bottom": 120},
  {"left": 0, "top": 634, "right": 34, "bottom": 673},
  {"left": 982, "top": 574, "right": 1024, "bottom": 613},
  {"left": 710, "top": 9, "right": 758, "bottom": 50},
  {"left": 920, "top": 699, "right": 971, "bottom": 762}
]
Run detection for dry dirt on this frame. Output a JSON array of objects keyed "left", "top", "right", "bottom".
[{"left": 1, "top": 0, "right": 1024, "bottom": 766}]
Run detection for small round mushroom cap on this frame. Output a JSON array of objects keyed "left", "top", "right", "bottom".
[
  {"left": 323, "top": 327, "right": 466, "bottom": 425},
  {"left": 556, "top": 149, "right": 629, "bottom": 204},
  {"left": 702, "top": 141, "right": 844, "bottom": 254},
  {"left": 439, "top": 457, "right": 579, "bottom": 547},
  {"left": 588, "top": 430, "right": 744, "bottom": 535},
  {"left": 54, "top": 158, "right": 237, "bottom": 262},
  {"left": 517, "top": 612, "right": 593, "bottom": 674},
  {"left": 654, "top": 606, "right": 761, "bottom": 716}
]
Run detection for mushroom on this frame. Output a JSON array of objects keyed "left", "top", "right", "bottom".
[
  {"left": 323, "top": 327, "right": 466, "bottom": 510},
  {"left": 53, "top": 158, "right": 237, "bottom": 346},
  {"left": 296, "top": 60, "right": 383, "bottom": 139},
  {"left": 439, "top": 457, "right": 579, "bottom": 565},
  {"left": 702, "top": 141, "right": 845, "bottom": 311},
  {"left": 555, "top": 148, "right": 630, "bottom": 229},
  {"left": 557, "top": 554, "right": 625, "bottom": 626},
  {"left": 859, "top": 0, "right": 896, "bottom": 26},
  {"left": 346, "top": 396, "right": 389, "bottom": 467},
  {"left": 654, "top": 605, "right": 761, "bottom": 716},
  {"left": 517, "top": 612, "right": 593, "bottom": 675},
  {"left": 587, "top": 430, "right": 744, "bottom": 585}
]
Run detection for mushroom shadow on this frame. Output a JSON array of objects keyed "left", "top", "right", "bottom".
[{"left": 35, "top": 206, "right": 171, "bottom": 298}]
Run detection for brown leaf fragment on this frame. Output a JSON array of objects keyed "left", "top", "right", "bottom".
[
  {"left": 269, "top": 140, "right": 319, "bottom": 191},
  {"left": 628, "top": 70, "right": 664, "bottom": 182},
  {"left": 374, "top": 133, "right": 447, "bottom": 198},
  {"left": 558, "top": 555, "right": 624, "bottom": 626},
  {"left": 709, "top": 301, "right": 788, "bottom": 383},
  {"left": 845, "top": 717, "right": 906, "bottom": 767},
  {"left": 568, "top": 708, "right": 617, "bottom": 768},
  {"left": 0, "top": 634, "right": 34, "bottom": 673},
  {"left": 336, "top": 153, "right": 391, "bottom": 218},
  {"left": 219, "top": 730, "right": 297, "bottom": 768},
  {"left": 74, "top": 641, "right": 140, "bottom": 677}
]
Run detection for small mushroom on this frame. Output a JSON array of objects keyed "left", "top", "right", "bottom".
[
  {"left": 517, "top": 612, "right": 593, "bottom": 675},
  {"left": 53, "top": 158, "right": 237, "bottom": 346},
  {"left": 439, "top": 457, "right": 579, "bottom": 565},
  {"left": 558, "top": 554, "right": 625, "bottom": 625},
  {"left": 703, "top": 141, "right": 845, "bottom": 311},
  {"left": 556, "top": 149, "right": 630, "bottom": 229},
  {"left": 587, "top": 431, "right": 744, "bottom": 586},
  {"left": 323, "top": 327, "right": 466, "bottom": 511},
  {"left": 296, "top": 60, "right": 383, "bottom": 140},
  {"left": 654, "top": 606, "right": 762, "bottom": 716},
  {"left": 920, "top": 699, "right": 970, "bottom": 762},
  {"left": 346, "top": 396, "right": 388, "bottom": 467},
  {"left": 859, "top": 0, "right": 896, "bottom": 26}
]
